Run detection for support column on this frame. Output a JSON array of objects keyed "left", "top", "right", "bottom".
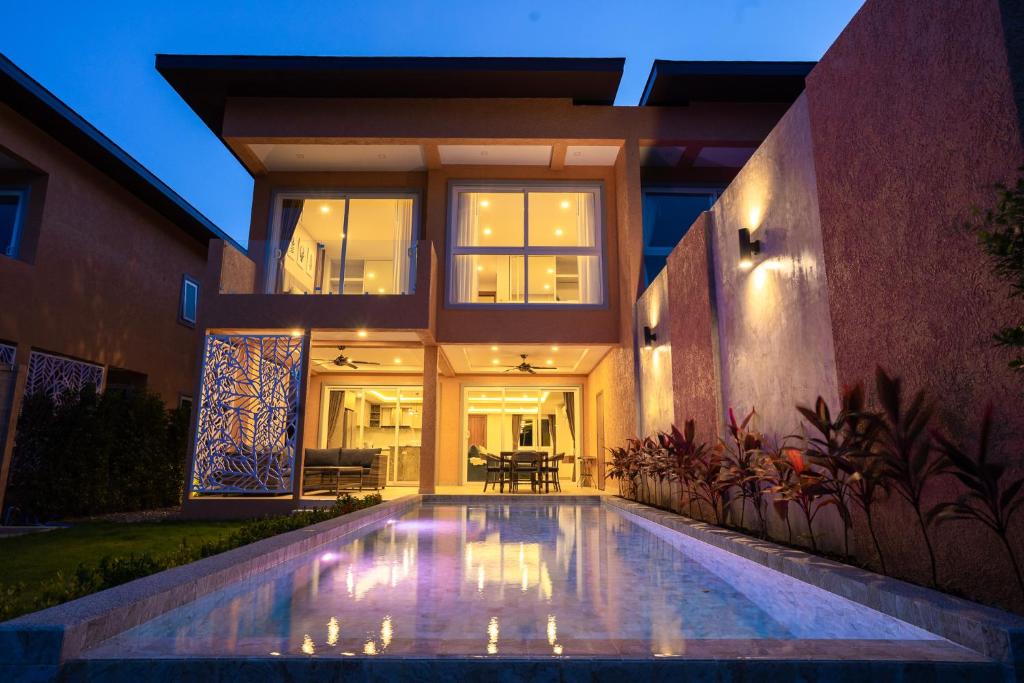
[
  {"left": 0, "top": 343, "right": 29, "bottom": 516},
  {"left": 419, "top": 344, "right": 440, "bottom": 494},
  {"left": 291, "top": 331, "right": 312, "bottom": 505}
]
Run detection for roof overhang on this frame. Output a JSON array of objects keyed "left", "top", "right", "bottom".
[
  {"left": 0, "top": 53, "right": 237, "bottom": 250},
  {"left": 640, "top": 60, "right": 816, "bottom": 106},
  {"left": 156, "top": 55, "right": 626, "bottom": 136}
]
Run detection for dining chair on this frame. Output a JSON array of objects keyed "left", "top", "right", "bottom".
[
  {"left": 511, "top": 451, "right": 541, "bottom": 492},
  {"left": 540, "top": 453, "right": 564, "bottom": 492},
  {"left": 482, "top": 452, "right": 509, "bottom": 492}
]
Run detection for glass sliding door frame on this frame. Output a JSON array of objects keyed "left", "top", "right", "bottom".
[
  {"left": 459, "top": 384, "right": 582, "bottom": 485},
  {"left": 319, "top": 383, "right": 423, "bottom": 486}
]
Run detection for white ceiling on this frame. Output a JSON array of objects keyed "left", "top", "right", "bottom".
[
  {"left": 250, "top": 144, "right": 426, "bottom": 172},
  {"left": 310, "top": 345, "right": 424, "bottom": 374},
  {"left": 441, "top": 344, "right": 609, "bottom": 375},
  {"left": 439, "top": 144, "right": 552, "bottom": 166},
  {"left": 248, "top": 142, "right": 625, "bottom": 171},
  {"left": 565, "top": 145, "right": 620, "bottom": 166}
]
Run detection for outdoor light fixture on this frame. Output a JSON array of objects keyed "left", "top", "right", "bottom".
[
  {"left": 643, "top": 326, "right": 657, "bottom": 349},
  {"left": 738, "top": 228, "right": 762, "bottom": 269}
]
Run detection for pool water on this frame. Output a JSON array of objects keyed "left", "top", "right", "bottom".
[{"left": 87, "top": 502, "right": 940, "bottom": 659}]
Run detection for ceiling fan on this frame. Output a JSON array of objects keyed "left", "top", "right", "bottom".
[
  {"left": 315, "top": 346, "right": 381, "bottom": 370},
  {"left": 504, "top": 354, "right": 557, "bottom": 374}
]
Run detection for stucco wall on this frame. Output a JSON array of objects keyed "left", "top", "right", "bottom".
[
  {"left": 805, "top": 0, "right": 1024, "bottom": 608},
  {"left": 635, "top": 270, "right": 673, "bottom": 437},
  {"left": 0, "top": 103, "right": 207, "bottom": 404},
  {"left": 709, "top": 94, "right": 840, "bottom": 440},
  {"left": 665, "top": 214, "right": 721, "bottom": 446}
]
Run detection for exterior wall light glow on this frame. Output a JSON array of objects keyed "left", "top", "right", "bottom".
[
  {"left": 643, "top": 326, "right": 657, "bottom": 350},
  {"left": 738, "top": 228, "right": 762, "bottom": 270}
]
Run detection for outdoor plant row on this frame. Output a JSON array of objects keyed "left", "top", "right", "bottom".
[{"left": 607, "top": 368, "right": 1024, "bottom": 602}]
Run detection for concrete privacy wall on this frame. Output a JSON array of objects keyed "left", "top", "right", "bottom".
[
  {"left": 635, "top": 270, "right": 673, "bottom": 437},
  {"left": 708, "top": 94, "right": 840, "bottom": 440}
]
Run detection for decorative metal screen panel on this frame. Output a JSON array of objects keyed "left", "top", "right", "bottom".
[
  {"left": 0, "top": 343, "right": 14, "bottom": 368},
  {"left": 25, "top": 351, "right": 105, "bottom": 401},
  {"left": 191, "top": 334, "right": 304, "bottom": 494}
]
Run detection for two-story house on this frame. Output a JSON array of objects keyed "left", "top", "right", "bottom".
[
  {"left": 157, "top": 56, "right": 811, "bottom": 517},
  {"left": 0, "top": 54, "right": 237, "bottom": 514}
]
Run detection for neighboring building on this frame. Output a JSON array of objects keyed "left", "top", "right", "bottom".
[
  {"left": 156, "top": 55, "right": 809, "bottom": 516},
  {"left": 0, "top": 54, "right": 237, "bottom": 513}
]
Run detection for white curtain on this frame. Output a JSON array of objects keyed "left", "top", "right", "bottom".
[
  {"left": 392, "top": 199, "right": 414, "bottom": 294},
  {"left": 576, "top": 192, "right": 601, "bottom": 303},
  {"left": 452, "top": 193, "right": 479, "bottom": 302}
]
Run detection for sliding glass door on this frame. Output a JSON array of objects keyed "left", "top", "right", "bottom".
[
  {"left": 320, "top": 385, "right": 423, "bottom": 486},
  {"left": 462, "top": 386, "right": 580, "bottom": 483}
]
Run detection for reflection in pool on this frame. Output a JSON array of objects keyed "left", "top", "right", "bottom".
[{"left": 86, "top": 502, "right": 939, "bottom": 658}]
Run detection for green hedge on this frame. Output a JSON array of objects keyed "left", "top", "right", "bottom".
[
  {"left": 0, "top": 493, "right": 382, "bottom": 622},
  {"left": 6, "top": 387, "right": 189, "bottom": 520}
]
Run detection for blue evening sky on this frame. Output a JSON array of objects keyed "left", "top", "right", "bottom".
[{"left": 3, "top": 0, "right": 863, "bottom": 244}]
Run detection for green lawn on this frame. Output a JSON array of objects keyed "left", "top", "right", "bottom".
[{"left": 0, "top": 520, "right": 247, "bottom": 589}]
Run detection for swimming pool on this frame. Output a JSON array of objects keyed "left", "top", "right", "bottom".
[{"left": 84, "top": 500, "right": 962, "bottom": 660}]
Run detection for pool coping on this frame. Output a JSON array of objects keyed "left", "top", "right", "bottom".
[
  {"left": 603, "top": 496, "right": 1024, "bottom": 672},
  {"left": 0, "top": 494, "right": 419, "bottom": 674},
  {"left": 2, "top": 493, "right": 1023, "bottom": 680}
]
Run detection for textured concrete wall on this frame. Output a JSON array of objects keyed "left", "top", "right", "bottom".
[
  {"left": 805, "top": 0, "right": 1024, "bottom": 608},
  {"left": 708, "top": 94, "right": 840, "bottom": 440},
  {"left": 635, "top": 270, "right": 674, "bottom": 437},
  {"left": 665, "top": 214, "right": 722, "bottom": 446}
]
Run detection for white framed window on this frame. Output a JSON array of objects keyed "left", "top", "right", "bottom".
[
  {"left": 447, "top": 182, "right": 604, "bottom": 306},
  {"left": 266, "top": 191, "right": 419, "bottom": 295},
  {"left": 179, "top": 275, "right": 199, "bottom": 327},
  {"left": 0, "top": 187, "right": 29, "bottom": 259}
]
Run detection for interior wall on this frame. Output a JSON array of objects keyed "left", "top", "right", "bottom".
[{"left": 708, "top": 94, "right": 840, "bottom": 439}]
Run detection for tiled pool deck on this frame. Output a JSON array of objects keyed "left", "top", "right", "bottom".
[{"left": 2, "top": 495, "right": 1023, "bottom": 682}]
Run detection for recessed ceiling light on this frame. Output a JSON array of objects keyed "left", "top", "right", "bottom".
[
  {"left": 560, "top": 200, "right": 570, "bottom": 209},
  {"left": 480, "top": 199, "right": 490, "bottom": 207},
  {"left": 491, "top": 358, "right": 499, "bottom": 365},
  {"left": 357, "top": 329, "right": 368, "bottom": 338},
  {"left": 551, "top": 346, "right": 559, "bottom": 351},
  {"left": 543, "top": 283, "right": 551, "bottom": 290},
  {"left": 320, "top": 205, "right": 330, "bottom": 214},
  {"left": 290, "top": 329, "right": 303, "bottom": 337},
  {"left": 477, "top": 265, "right": 484, "bottom": 272},
  {"left": 546, "top": 359, "right": 553, "bottom": 365},
  {"left": 546, "top": 267, "right": 554, "bottom": 274},
  {"left": 482, "top": 227, "right": 492, "bottom": 236},
  {"left": 394, "top": 357, "right": 402, "bottom": 364},
  {"left": 490, "top": 345, "right": 499, "bottom": 351},
  {"left": 367, "top": 272, "right": 376, "bottom": 279},
  {"left": 377, "top": 287, "right": 385, "bottom": 293},
  {"left": 554, "top": 228, "right": 564, "bottom": 237}
]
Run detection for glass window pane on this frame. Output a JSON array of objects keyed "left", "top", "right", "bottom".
[
  {"left": 642, "top": 192, "right": 713, "bottom": 249},
  {"left": 452, "top": 254, "right": 524, "bottom": 303},
  {"left": 279, "top": 198, "right": 345, "bottom": 294},
  {"left": 527, "top": 191, "right": 596, "bottom": 247},
  {"left": 0, "top": 194, "right": 22, "bottom": 257},
  {"left": 344, "top": 198, "right": 415, "bottom": 295},
  {"left": 396, "top": 388, "right": 422, "bottom": 483},
  {"left": 456, "top": 191, "right": 524, "bottom": 247},
  {"left": 527, "top": 255, "right": 600, "bottom": 304}
]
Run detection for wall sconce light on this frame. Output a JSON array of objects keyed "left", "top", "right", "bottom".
[
  {"left": 643, "top": 325, "right": 657, "bottom": 350},
  {"left": 738, "top": 228, "right": 762, "bottom": 270}
]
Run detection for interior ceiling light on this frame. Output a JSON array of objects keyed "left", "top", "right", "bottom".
[
  {"left": 554, "top": 228, "right": 564, "bottom": 237},
  {"left": 477, "top": 265, "right": 484, "bottom": 272},
  {"left": 357, "top": 329, "right": 368, "bottom": 338},
  {"left": 551, "top": 346, "right": 559, "bottom": 351},
  {"left": 560, "top": 200, "right": 570, "bottom": 209},
  {"left": 480, "top": 199, "right": 490, "bottom": 207},
  {"left": 490, "top": 345, "right": 499, "bottom": 351},
  {"left": 482, "top": 227, "right": 493, "bottom": 236},
  {"left": 320, "top": 205, "right": 330, "bottom": 214},
  {"left": 367, "top": 272, "right": 376, "bottom": 279}
]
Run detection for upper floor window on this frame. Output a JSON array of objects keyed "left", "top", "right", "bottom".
[
  {"left": 448, "top": 183, "right": 603, "bottom": 305},
  {"left": 268, "top": 192, "right": 418, "bottom": 295},
  {"left": 0, "top": 188, "right": 29, "bottom": 258},
  {"left": 180, "top": 275, "right": 199, "bottom": 327},
  {"left": 641, "top": 187, "right": 719, "bottom": 286}
]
